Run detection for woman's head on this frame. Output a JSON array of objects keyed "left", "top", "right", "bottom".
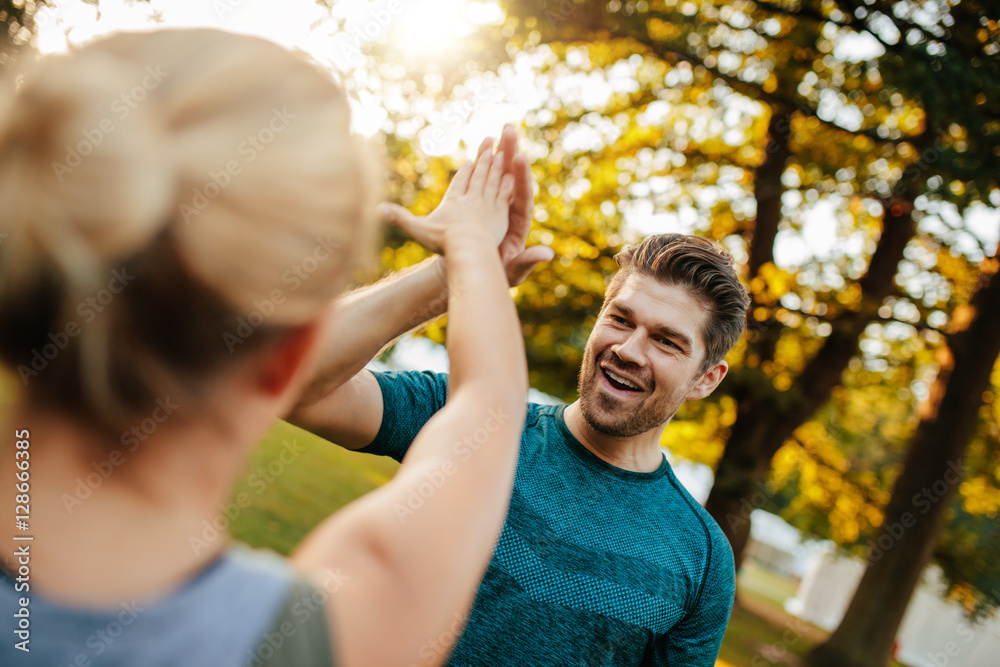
[{"left": 0, "top": 29, "right": 379, "bottom": 430}]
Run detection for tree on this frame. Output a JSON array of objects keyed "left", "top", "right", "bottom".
[
  {"left": 806, "top": 254, "right": 1000, "bottom": 666},
  {"left": 491, "top": 0, "right": 997, "bottom": 574},
  {"left": 342, "top": 0, "right": 1000, "bottom": 622},
  {"left": 802, "top": 0, "right": 1000, "bottom": 661}
]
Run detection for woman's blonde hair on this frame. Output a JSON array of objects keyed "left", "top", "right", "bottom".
[{"left": 0, "top": 29, "right": 379, "bottom": 429}]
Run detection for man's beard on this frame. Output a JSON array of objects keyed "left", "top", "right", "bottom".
[{"left": 577, "top": 348, "right": 686, "bottom": 438}]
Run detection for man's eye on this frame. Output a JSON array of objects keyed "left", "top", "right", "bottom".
[
  {"left": 658, "top": 338, "right": 678, "bottom": 349},
  {"left": 611, "top": 316, "right": 629, "bottom": 325}
]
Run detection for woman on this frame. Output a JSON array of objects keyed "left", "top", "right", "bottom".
[{"left": 0, "top": 29, "right": 527, "bottom": 666}]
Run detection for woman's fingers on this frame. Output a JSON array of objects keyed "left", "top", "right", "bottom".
[
  {"left": 445, "top": 161, "right": 475, "bottom": 198},
  {"left": 477, "top": 136, "right": 493, "bottom": 159},
  {"left": 484, "top": 152, "right": 505, "bottom": 199},
  {"left": 467, "top": 142, "right": 495, "bottom": 195}
]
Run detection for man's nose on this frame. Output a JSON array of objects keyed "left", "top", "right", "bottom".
[{"left": 611, "top": 332, "right": 646, "bottom": 367}]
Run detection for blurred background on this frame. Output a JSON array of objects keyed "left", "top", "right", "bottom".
[{"left": 1, "top": 1, "right": 998, "bottom": 665}]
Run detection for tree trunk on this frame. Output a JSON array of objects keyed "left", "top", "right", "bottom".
[
  {"left": 707, "top": 201, "right": 916, "bottom": 571},
  {"left": 703, "top": 106, "right": 793, "bottom": 567},
  {"left": 748, "top": 109, "right": 792, "bottom": 279},
  {"left": 704, "top": 406, "right": 793, "bottom": 568},
  {"left": 805, "top": 263, "right": 1000, "bottom": 667}
]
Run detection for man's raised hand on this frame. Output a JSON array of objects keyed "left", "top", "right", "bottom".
[
  {"left": 496, "top": 124, "right": 554, "bottom": 286},
  {"left": 379, "top": 128, "right": 553, "bottom": 285}
]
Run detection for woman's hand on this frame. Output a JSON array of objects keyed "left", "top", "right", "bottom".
[{"left": 381, "top": 138, "right": 512, "bottom": 254}]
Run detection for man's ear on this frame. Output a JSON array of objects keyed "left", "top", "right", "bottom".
[
  {"left": 686, "top": 360, "right": 728, "bottom": 401},
  {"left": 255, "top": 322, "right": 324, "bottom": 399}
]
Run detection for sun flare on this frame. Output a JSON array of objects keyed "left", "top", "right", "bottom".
[{"left": 388, "top": 0, "right": 477, "bottom": 57}]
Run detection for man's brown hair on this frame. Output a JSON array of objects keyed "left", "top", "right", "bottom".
[{"left": 603, "top": 234, "right": 750, "bottom": 374}]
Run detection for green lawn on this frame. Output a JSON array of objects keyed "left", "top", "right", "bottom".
[
  {"left": 720, "top": 564, "right": 909, "bottom": 667},
  {"left": 227, "top": 420, "right": 399, "bottom": 555}
]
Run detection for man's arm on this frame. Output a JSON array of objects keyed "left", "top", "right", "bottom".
[
  {"left": 287, "top": 127, "right": 552, "bottom": 450},
  {"left": 288, "top": 256, "right": 449, "bottom": 449},
  {"left": 651, "top": 532, "right": 735, "bottom": 666}
]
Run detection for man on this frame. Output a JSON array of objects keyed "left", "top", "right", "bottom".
[{"left": 290, "top": 126, "right": 750, "bottom": 666}]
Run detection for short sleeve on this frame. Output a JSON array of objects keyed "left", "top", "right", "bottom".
[
  {"left": 358, "top": 370, "right": 450, "bottom": 462},
  {"left": 256, "top": 577, "right": 336, "bottom": 666},
  {"left": 650, "top": 529, "right": 735, "bottom": 666}
]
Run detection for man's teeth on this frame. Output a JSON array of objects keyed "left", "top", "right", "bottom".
[{"left": 605, "top": 369, "right": 639, "bottom": 390}]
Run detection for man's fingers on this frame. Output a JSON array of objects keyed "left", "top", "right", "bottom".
[
  {"left": 512, "top": 153, "right": 534, "bottom": 202},
  {"left": 500, "top": 124, "right": 517, "bottom": 176},
  {"left": 498, "top": 173, "right": 515, "bottom": 206},
  {"left": 379, "top": 203, "right": 421, "bottom": 234},
  {"left": 506, "top": 245, "right": 555, "bottom": 287}
]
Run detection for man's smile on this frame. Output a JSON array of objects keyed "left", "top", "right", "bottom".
[{"left": 597, "top": 360, "right": 649, "bottom": 396}]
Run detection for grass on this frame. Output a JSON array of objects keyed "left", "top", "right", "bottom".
[
  {"left": 227, "top": 420, "right": 398, "bottom": 555},
  {"left": 720, "top": 564, "right": 909, "bottom": 667},
  {"left": 738, "top": 561, "right": 800, "bottom": 607},
  {"left": 718, "top": 602, "right": 811, "bottom": 667}
]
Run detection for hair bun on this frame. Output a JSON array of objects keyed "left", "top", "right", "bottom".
[{"left": 0, "top": 49, "right": 174, "bottom": 287}]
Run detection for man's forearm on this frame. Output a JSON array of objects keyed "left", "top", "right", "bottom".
[{"left": 297, "top": 255, "right": 449, "bottom": 407}]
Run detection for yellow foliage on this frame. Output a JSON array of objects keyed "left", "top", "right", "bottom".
[
  {"left": 835, "top": 283, "right": 863, "bottom": 310},
  {"left": 662, "top": 418, "right": 725, "bottom": 467},
  {"left": 960, "top": 477, "right": 1000, "bottom": 517},
  {"left": 753, "top": 262, "right": 796, "bottom": 305},
  {"left": 646, "top": 17, "right": 683, "bottom": 43}
]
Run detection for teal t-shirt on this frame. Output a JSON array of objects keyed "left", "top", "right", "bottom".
[{"left": 363, "top": 370, "right": 735, "bottom": 667}]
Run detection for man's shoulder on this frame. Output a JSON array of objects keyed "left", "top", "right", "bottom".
[
  {"left": 520, "top": 400, "right": 570, "bottom": 442},
  {"left": 654, "top": 466, "right": 735, "bottom": 569},
  {"left": 372, "top": 368, "right": 449, "bottom": 383},
  {"left": 372, "top": 368, "right": 450, "bottom": 399}
]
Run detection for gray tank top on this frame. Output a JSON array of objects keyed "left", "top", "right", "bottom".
[{"left": 0, "top": 545, "right": 334, "bottom": 666}]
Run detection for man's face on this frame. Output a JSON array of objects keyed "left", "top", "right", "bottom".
[{"left": 577, "top": 273, "right": 726, "bottom": 438}]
